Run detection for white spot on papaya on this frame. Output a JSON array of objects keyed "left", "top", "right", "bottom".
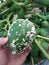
[{"left": 19, "top": 24, "right": 22, "bottom": 26}]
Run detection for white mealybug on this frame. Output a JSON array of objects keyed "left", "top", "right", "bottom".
[
  {"left": 11, "top": 40, "right": 16, "bottom": 47},
  {"left": 16, "top": 38, "right": 18, "bottom": 41},
  {"left": 22, "top": 38, "right": 25, "bottom": 42},
  {"left": 19, "top": 24, "right": 22, "bottom": 26},
  {"left": 8, "top": 33, "right": 11, "bottom": 36},
  {"left": 11, "top": 29, "right": 13, "bottom": 31},
  {"left": 12, "top": 51, "right": 16, "bottom": 54}
]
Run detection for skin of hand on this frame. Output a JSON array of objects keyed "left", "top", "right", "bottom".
[{"left": 0, "top": 37, "right": 31, "bottom": 65}]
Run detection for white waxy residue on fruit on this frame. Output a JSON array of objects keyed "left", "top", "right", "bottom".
[
  {"left": 18, "top": 24, "right": 22, "bottom": 27},
  {"left": 11, "top": 40, "right": 16, "bottom": 47},
  {"left": 22, "top": 38, "right": 25, "bottom": 42},
  {"left": 12, "top": 51, "right": 16, "bottom": 54}
]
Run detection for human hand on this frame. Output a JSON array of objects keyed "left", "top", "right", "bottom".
[{"left": 0, "top": 37, "right": 31, "bottom": 65}]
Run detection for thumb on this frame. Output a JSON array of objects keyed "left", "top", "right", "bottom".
[
  {"left": 17, "top": 47, "right": 31, "bottom": 65},
  {"left": 0, "top": 37, "right": 8, "bottom": 46}
]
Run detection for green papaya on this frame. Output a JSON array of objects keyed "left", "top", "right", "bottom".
[
  {"left": 0, "top": 31, "right": 3, "bottom": 37},
  {"left": 39, "top": 28, "right": 48, "bottom": 36},
  {"left": 9, "top": 3, "right": 21, "bottom": 12},
  {"left": 24, "top": 0, "right": 30, "bottom": 5},
  {"left": 40, "top": 41, "right": 48, "bottom": 50},
  {"left": 41, "top": 20, "right": 49, "bottom": 27},
  {"left": 8, "top": 19, "right": 36, "bottom": 54},
  {"left": 36, "top": 13, "right": 49, "bottom": 20},
  {"left": 39, "top": 40, "right": 48, "bottom": 59},
  {"left": 18, "top": 8, "right": 25, "bottom": 19},
  {"left": 35, "top": 28, "right": 40, "bottom": 34},
  {"left": 34, "top": 0, "right": 49, "bottom": 6},
  {"left": 31, "top": 43, "right": 39, "bottom": 56}
]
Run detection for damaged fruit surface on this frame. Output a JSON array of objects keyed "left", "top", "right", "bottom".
[{"left": 8, "top": 19, "right": 36, "bottom": 54}]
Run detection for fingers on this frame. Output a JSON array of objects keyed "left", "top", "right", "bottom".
[
  {"left": 0, "top": 37, "right": 8, "bottom": 46},
  {"left": 22, "top": 47, "right": 31, "bottom": 58},
  {"left": 16, "top": 47, "right": 31, "bottom": 65},
  {"left": 22, "top": 47, "right": 31, "bottom": 57}
]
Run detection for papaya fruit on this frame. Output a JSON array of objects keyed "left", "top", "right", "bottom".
[
  {"left": 40, "top": 41, "right": 48, "bottom": 50},
  {"left": 8, "top": 19, "right": 36, "bottom": 54},
  {"left": 39, "top": 28, "right": 48, "bottom": 36},
  {"left": 41, "top": 20, "right": 49, "bottom": 27},
  {"left": 39, "top": 40, "right": 48, "bottom": 59},
  {"left": 24, "top": 0, "right": 30, "bottom": 5},
  {"left": 9, "top": 3, "right": 21, "bottom": 12},
  {"left": 35, "top": 28, "right": 40, "bottom": 34},
  {"left": 34, "top": 0, "right": 49, "bottom": 6},
  {"left": 31, "top": 43, "right": 39, "bottom": 56},
  {"left": 18, "top": 8, "right": 25, "bottom": 19}
]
